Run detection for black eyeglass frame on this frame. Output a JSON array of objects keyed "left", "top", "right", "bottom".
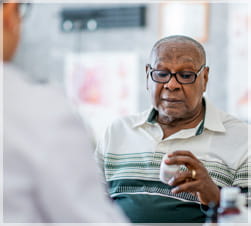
[{"left": 147, "top": 64, "right": 206, "bottom": 85}]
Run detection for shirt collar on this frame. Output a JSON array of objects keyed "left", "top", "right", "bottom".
[
  {"left": 132, "top": 107, "right": 156, "bottom": 128},
  {"left": 132, "top": 97, "right": 226, "bottom": 133}
]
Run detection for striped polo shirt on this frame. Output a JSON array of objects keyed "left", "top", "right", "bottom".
[{"left": 95, "top": 97, "right": 250, "bottom": 223}]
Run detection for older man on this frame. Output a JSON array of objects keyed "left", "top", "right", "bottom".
[{"left": 96, "top": 35, "right": 250, "bottom": 223}]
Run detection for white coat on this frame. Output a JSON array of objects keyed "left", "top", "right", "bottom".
[{"left": 3, "top": 63, "right": 128, "bottom": 223}]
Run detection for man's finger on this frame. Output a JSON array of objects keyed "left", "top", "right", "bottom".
[
  {"left": 171, "top": 180, "right": 199, "bottom": 194},
  {"left": 167, "top": 171, "right": 192, "bottom": 186},
  {"left": 168, "top": 150, "right": 197, "bottom": 160},
  {"left": 165, "top": 156, "right": 198, "bottom": 169}
]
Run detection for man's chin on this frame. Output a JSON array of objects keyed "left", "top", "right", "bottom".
[{"left": 159, "top": 108, "right": 183, "bottom": 120}]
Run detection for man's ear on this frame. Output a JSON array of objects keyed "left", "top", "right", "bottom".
[
  {"left": 145, "top": 64, "right": 150, "bottom": 90},
  {"left": 3, "top": 3, "right": 19, "bottom": 33},
  {"left": 203, "top": 66, "right": 209, "bottom": 92}
]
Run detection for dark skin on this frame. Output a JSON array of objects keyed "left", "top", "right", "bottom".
[
  {"left": 146, "top": 40, "right": 220, "bottom": 206},
  {"left": 2, "top": 3, "right": 21, "bottom": 62}
]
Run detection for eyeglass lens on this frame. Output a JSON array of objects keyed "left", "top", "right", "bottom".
[{"left": 152, "top": 71, "right": 196, "bottom": 84}]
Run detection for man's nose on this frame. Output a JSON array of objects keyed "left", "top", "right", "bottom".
[{"left": 163, "top": 75, "right": 181, "bottom": 91}]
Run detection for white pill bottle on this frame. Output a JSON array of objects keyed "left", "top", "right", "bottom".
[{"left": 159, "top": 153, "right": 180, "bottom": 184}]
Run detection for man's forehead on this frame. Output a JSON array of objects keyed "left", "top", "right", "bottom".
[
  {"left": 158, "top": 42, "right": 200, "bottom": 55},
  {"left": 152, "top": 42, "right": 201, "bottom": 64}
]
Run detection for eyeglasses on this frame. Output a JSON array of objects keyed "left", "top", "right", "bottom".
[
  {"left": 147, "top": 64, "right": 206, "bottom": 85},
  {"left": 19, "top": 3, "right": 32, "bottom": 19}
]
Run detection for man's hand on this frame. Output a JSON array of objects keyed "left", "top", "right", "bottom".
[{"left": 165, "top": 150, "right": 220, "bottom": 206}]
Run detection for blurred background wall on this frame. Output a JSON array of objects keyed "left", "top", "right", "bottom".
[{"left": 12, "top": 2, "right": 250, "bottom": 139}]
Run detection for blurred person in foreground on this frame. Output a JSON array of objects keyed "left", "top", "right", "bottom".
[
  {"left": 2, "top": 2, "right": 128, "bottom": 223},
  {"left": 95, "top": 35, "right": 250, "bottom": 223}
]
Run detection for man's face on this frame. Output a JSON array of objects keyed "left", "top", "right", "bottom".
[
  {"left": 2, "top": 3, "right": 21, "bottom": 62},
  {"left": 146, "top": 41, "right": 209, "bottom": 121}
]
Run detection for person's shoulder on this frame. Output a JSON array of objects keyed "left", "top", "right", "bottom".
[
  {"left": 5, "top": 66, "right": 95, "bottom": 158},
  {"left": 205, "top": 97, "right": 248, "bottom": 132},
  {"left": 220, "top": 111, "right": 248, "bottom": 131},
  {"left": 99, "top": 110, "right": 149, "bottom": 147},
  {"left": 4, "top": 64, "right": 88, "bottom": 138},
  {"left": 108, "top": 110, "right": 149, "bottom": 130},
  {"left": 5, "top": 64, "right": 74, "bottom": 118},
  {"left": 218, "top": 111, "right": 249, "bottom": 149}
]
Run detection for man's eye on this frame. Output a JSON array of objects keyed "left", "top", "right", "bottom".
[
  {"left": 179, "top": 72, "right": 194, "bottom": 79},
  {"left": 156, "top": 71, "right": 169, "bottom": 77}
]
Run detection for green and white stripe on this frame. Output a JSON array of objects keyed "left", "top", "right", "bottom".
[{"left": 104, "top": 152, "right": 249, "bottom": 188}]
